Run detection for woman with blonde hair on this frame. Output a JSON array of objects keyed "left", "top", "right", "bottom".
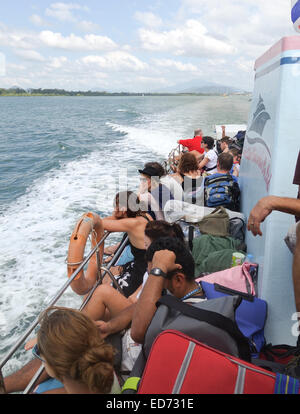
[{"left": 33, "top": 306, "right": 121, "bottom": 394}]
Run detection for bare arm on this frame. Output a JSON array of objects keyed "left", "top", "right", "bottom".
[
  {"left": 96, "top": 304, "right": 136, "bottom": 338},
  {"left": 198, "top": 157, "right": 209, "bottom": 169},
  {"left": 131, "top": 251, "right": 181, "bottom": 344},
  {"left": 248, "top": 196, "right": 300, "bottom": 236},
  {"left": 102, "top": 217, "right": 135, "bottom": 233},
  {"left": 221, "top": 125, "right": 226, "bottom": 138}
]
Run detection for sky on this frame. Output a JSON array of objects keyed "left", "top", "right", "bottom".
[{"left": 0, "top": 0, "right": 297, "bottom": 92}]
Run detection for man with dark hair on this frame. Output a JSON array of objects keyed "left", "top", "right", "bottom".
[
  {"left": 198, "top": 136, "right": 218, "bottom": 174},
  {"left": 217, "top": 152, "right": 235, "bottom": 174},
  {"left": 219, "top": 136, "right": 232, "bottom": 153},
  {"left": 138, "top": 163, "right": 173, "bottom": 220},
  {"left": 131, "top": 237, "right": 205, "bottom": 344}
]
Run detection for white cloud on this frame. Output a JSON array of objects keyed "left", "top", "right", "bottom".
[
  {"left": 153, "top": 58, "right": 198, "bottom": 72},
  {"left": 45, "top": 2, "right": 89, "bottom": 22},
  {"left": 134, "top": 11, "right": 163, "bottom": 28},
  {"left": 139, "top": 19, "right": 236, "bottom": 57},
  {"left": 29, "top": 14, "right": 50, "bottom": 27},
  {"left": 14, "top": 49, "right": 46, "bottom": 62},
  {"left": 76, "top": 20, "right": 100, "bottom": 33},
  {"left": 81, "top": 51, "right": 148, "bottom": 72},
  {"left": 0, "top": 24, "right": 38, "bottom": 50},
  {"left": 48, "top": 56, "right": 68, "bottom": 69},
  {"left": 180, "top": 0, "right": 294, "bottom": 59},
  {"left": 38, "top": 31, "right": 117, "bottom": 52}
]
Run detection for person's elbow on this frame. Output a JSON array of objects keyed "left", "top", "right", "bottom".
[{"left": 130, "top": 324, "right": 145, "bottom": 344}]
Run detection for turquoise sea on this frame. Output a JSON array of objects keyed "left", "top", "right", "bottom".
[{"left": 0, "top": 95, "right": 250, "bottom": 376}]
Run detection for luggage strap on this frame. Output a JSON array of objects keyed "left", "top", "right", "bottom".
[
  {"left": 157, "top": 295, "right": 251, "bottom": 362},
  {"left": 121, "top": 377, "right": 140, "bottom": 393}
]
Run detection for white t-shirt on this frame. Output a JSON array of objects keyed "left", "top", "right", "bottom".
[
  {"left": 204, "top": 149, "right": 218, "bottom": 173},
  {"left": 136, "top": 271, "right": 149, "bottom": 300}
]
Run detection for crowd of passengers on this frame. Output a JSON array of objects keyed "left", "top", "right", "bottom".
[{"left": 4, "top": 133, "right": 300, "bottom": 395}]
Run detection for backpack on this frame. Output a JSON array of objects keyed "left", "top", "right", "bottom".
[
  {"left": 122, "top": 294, "right": 251, "bottom": 393},
  {"left": 204, "top": 173, "right": 240, "bottom": 212}
]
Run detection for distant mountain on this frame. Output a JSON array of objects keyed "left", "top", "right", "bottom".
[{"left": 152, "top": 80, "right": 247, "bottom": 95}]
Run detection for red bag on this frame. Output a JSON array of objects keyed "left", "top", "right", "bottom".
[{"left": 138, "top": 330, "right": 300, "bottom": 394}]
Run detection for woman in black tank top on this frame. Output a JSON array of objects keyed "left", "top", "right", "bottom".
[{"left": 101, "top": 191, "right": 152, "bottom": 297}]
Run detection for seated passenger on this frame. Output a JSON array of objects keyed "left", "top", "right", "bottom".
[
  {"left": 138, "top": 163, "right": 174, "bottom": 220},
  {"left": 81, "top": 220, "right": 185, "bottom": 328},
  {"left": 204, "top": 152, "right": 240, "bottom": 212},
  {"left": 198, "top": 136, "right": 218, "bottom": 175},
  {"left": 131, "top": 237, "right": 206, "bottom": 344},
  {"left": 70, "top": 191, "right": 152, "bottom": 298},
  {"left": 170, "top": 152, "right": 203, "bottom": 204},
  {"left": 177, "top": 129, "right": 204, "bottom": 156},
  {"left": 5, "top": 307, "right": 121, "bottom": 394},
  {"left": 229, "top": 147, "right": 242, "bottom": 177},
  {"left": 37, "top": 307, "right": 121, "bottom": 394},
  {"left": 219, "top": 136, "right": 232, "bottom": 153}
]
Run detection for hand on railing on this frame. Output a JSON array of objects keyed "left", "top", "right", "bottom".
[{"left": 24, "top": 337, "right": 37, "bottom": 351}]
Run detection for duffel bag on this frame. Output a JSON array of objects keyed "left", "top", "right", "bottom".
[{"left": 137, "top": 330, "right": 300, "bottom": 394}]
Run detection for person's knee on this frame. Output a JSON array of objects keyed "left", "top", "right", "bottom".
[{"left": 93, "top": 283, "right": 115, "bottom": 299}]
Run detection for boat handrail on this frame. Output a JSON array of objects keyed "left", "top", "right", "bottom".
[
  {"left": 0, "top": 230, "right": 129, "bottom": 394},
  {"left": 164, "top": 144, "right": 182, "bottom": 173}
]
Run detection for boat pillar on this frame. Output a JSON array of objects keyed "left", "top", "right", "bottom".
[{"left": 240, "top": 36, "right": 300, "bottom": 346}]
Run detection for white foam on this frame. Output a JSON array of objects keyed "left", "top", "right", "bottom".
[
  {"left": 0, "top": 148, "right": 140, "bottom": 355},
  {"left": 106, "top": 122, "right": 179, "bottom": 158}
]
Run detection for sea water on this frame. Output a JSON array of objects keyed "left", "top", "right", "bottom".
[{"left": 0, "top": 95, "right": 250, "bottom": 376}]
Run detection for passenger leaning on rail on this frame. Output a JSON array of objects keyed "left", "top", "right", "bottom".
[
  {"left": 100, "top": 191, "right": 153, "bottom": 298},
  {"left": 68, "top": 191, "right": 152, "bottom": 298}
]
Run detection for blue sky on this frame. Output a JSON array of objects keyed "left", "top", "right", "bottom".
[{"left": 0, "top": 1, "right": 296, "bottom": 92}]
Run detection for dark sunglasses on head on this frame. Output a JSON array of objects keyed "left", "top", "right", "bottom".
[{"left": 32, "top": 344, "right": 45, "bottom": 363}]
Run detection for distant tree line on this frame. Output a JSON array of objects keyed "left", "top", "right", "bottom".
[{"left": 0, "top": 87, "right": 249, "bottom": 97}]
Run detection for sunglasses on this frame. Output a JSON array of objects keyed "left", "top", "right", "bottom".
[{"left": 32, "top": 344, "right": 45, "bottom": 363}]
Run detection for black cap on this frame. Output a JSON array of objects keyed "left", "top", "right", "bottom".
[{"left": 138, "top": 166, "right": 160, "bottom": 177}]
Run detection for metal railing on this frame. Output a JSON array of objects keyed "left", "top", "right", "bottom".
[
  {"left": 0, "top": 231, "right": 129, "bottom": 394},
  {"left": 164, "top": 144, "right": 182, "bottom": 173}
]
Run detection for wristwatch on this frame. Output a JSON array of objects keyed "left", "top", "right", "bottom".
[{"left": 149, "top": 268, "right": 167, "bottom": 278}]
